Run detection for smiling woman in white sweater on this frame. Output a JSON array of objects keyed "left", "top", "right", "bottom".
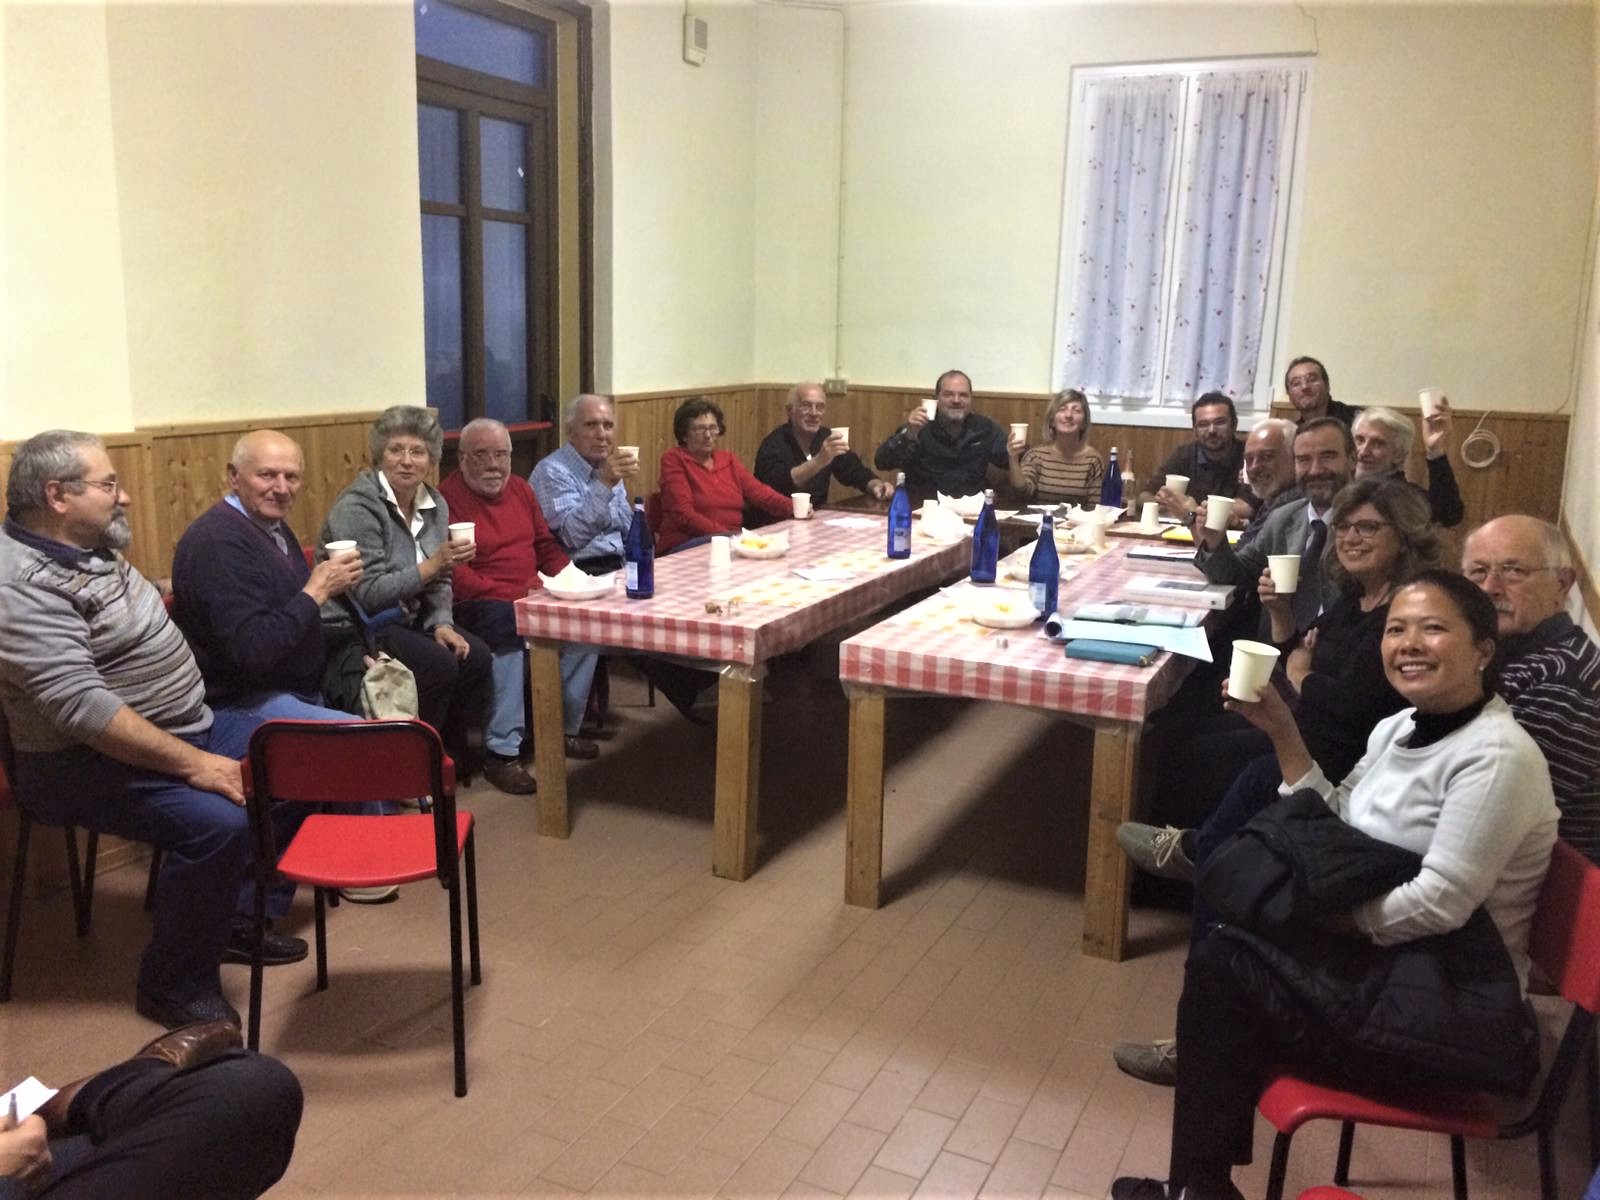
[{"left": 1113, "top": 569, "right": 1560, "bottom": 1200}]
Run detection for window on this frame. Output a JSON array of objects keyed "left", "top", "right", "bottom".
[
  {"left": 1053, "top": 59, "right": 1311, "bottom": 422},
  {"left": 416, "top": 0, "right": 558, "bottom": 431}
]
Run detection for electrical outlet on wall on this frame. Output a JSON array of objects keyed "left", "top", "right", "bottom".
[{"left": 824, "top": 378, "right": 848, "bottom": 396}]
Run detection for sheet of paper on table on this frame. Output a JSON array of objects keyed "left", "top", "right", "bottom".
[
  {"left": 823, "top": 516, "right": 880, "bottom": 530},
  {"left": 1074, "top": 603, "right": 1205, "bottom": 628},
  {"left": 793, "top": 565, "right": 857, "bottom": 582},
  {"left": 2, "top": 1076, "right": 58, "bottom": 1120},
  {"left": 1052, "top": 617, "right": 1213, "bottom": 663}
]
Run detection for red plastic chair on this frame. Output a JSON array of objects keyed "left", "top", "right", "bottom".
[
  {"left": 242, "top": 719, "right": 481, "bottom": 1096},
  {"left": 1298, "top": 1190, "right": 1365, "bottom": 1200},
  {"left": 1258, "top": 840, "right": 1600, "bottom": 1200}
]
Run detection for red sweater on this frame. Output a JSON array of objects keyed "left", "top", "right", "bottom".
[
  {"left": 656, "top": 447, "right": 791, "bottom": 553},
  {"left": 436, "top": 472, "right": 570, "bottom": 601}
]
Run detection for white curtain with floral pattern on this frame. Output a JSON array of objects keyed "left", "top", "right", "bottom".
[
  {"left": 1060, "top": 74, "right": 1183, "bottom": 401},
  {"left": 1160, "top": 69, "right": 1297, "bottom": 403}
]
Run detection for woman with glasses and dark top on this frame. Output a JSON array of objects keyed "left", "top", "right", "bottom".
[
  {"left": 1126, "top": 479, "right": 1441, "bottom": 851},
  {"left": 318, "top": 405, "right": 490, "bottom": 761},
  {"left": 1111, "top": 570, "right": 1558, "bottom": 1200},
  {"left": 656, "top": 397, "right": 792, "bottom": 554}
]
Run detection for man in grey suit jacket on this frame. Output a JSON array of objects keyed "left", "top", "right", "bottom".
[{"left": 1194, "top": 417, "right": 1354, "bottom": 632}]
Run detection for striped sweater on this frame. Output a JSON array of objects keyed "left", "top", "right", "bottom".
[
  {"left": 0, "top": 520, "right": 210, "bottom": 753},
  {"left": 1501, "top": 613, "right": 1600, "bottom": 862}
]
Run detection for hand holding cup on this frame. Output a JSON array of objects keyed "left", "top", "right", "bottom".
[{"left": 907, "top": 404, "right": 932, "bottom": 431}]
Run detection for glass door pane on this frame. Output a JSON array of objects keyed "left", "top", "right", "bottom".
[
  {"left": 422, "top": 214, "right": 465, "bottom": 429},
  {"left": 479, "top": 116, "right": 527, "bottom": 213},
  {"left": 482, "top": 220, "right": 528, "bottom": 423}
]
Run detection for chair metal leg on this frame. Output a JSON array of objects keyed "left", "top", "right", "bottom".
[
  {"left": 1587, "top": 1039, "right": 1600, "bottom": 1167},
  {"left": 80, "top": 830, "right": 99, "bottom": 932},
  {"left": 1334, "top": 1121, "right": 1355, "bottom": 1185},
  {"left": 143, "top": 847, "right": 162, "bottom": 912},
  {"left": 464, "top": 831, "right": 481, "bottom": 986},
  {"left": 1265, "top": 1131, "right": 1292, "bottom": 1200},
  {"left": 62, "top": 827, "right": 89, "bottom": 937},
  {"left": 1, "top": 814, "right": 32, "bottom": 1003},
  {"left": 447, "top": 874, "right": 467, "bottom": 1097},
  {"left": 313, "top": 888, "right": 329, "bottom": 991},
  {"left": 247, "top": 883, "right": 267, "bottom": 1051},
  {"left": 1535, "top": 1127, "right": 1555, "bottom": 1200},
  {"left": 1451, "top": 1134, "right": 1469, "bottom": 1200}
]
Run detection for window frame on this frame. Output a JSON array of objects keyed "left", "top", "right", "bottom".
[{"left": 1050, "top": 55, "right": 1315, "bottom": 427}]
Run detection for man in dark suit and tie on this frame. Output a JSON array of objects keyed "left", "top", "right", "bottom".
[{"left": 1194, "top": 416, "right": 1354, "bottom": 634}]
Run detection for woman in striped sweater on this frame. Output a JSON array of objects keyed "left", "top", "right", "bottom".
[{"left": 1006, "top": 388, "right": 1105, "bottom": 506}]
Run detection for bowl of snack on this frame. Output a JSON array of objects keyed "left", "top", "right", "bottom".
[
  {"left": 733, "top": 530, "right": 789, "bottom": 559},
  {"left": 968, "top": 593, "right": 1040, "bottom": 629},
  {"left": 539, "top": 562, "right": 616, "bottom": 601}
]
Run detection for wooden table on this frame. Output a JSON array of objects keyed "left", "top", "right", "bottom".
[
  {"left": 837, "top": 543, "right": 1207, "bottom": 961},
  {"left": 513, "top": 517, "right": 971, "bottom": 879}
]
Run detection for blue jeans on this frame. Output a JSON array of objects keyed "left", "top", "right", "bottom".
[
  {"left": 455, "top": 599, "right": 598, "bottom": 753},
  {"left": 15, "top": 707, "right": 265, "bottom": 1006}
]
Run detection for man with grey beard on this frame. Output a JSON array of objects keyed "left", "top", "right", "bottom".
[{"left": 0, "top": 430, "right": 275, "bottom": 1030}]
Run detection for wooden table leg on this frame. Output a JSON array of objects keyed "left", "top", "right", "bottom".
[
  {"left": 1083, "top": 719, "right": 1140, "bottom": 961},
  {"left": 528, "top": 640, "right": 569, "bottom": 838},
  {"left": 712, "top": 666, "right": 763, "bottom": 880},
  {"left": 844, "top": 685, "right": 886, "bottom": 908}
]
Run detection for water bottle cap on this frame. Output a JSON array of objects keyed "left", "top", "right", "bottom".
[{"left": 895, "top": 472, "right": 906, "bottom": 484}]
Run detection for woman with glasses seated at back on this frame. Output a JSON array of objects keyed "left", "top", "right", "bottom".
[{"left": 656, "top": 397, "right": 792, "bottom": 554}]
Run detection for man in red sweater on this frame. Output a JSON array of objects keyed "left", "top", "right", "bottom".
[{"left": 438, "top": 419, "right": 600, "bottom": 795}]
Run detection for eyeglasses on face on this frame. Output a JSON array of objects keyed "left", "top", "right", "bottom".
[
  {"left": 465, "top": 449, "right": 512, "bottom": 464},
  {"left": 383, "top": 443, "right": 432, "bottom": 462},
  {"left": 1463, "top": 562, "right": 1552, "bottom": 585},
  {"left": 70, "top": 477, "right": 121, "bottom": 495},
  {"left": 1333, "top": 519, "right": 1390, "bottom": 539},
  {"left": 688, "top": 423, "right": 721, "bottom": 435}
]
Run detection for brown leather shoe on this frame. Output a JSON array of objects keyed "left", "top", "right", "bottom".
[
  {"left": 482, "top": 755, "right": 537, "bottom": 795},
  {"left": 38, "top": 1019, "right": 242, "bottom": 1134},
  {"left": 564, "top": 736, "right": 600, "bottom": 761}
]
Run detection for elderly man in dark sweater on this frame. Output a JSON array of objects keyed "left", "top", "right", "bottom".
[
  {"left": 750, "top": 382, "right": 890, "bottom": 523},
  {"left": 0, "top": 432, "right": 290, "bottom": 1029}
]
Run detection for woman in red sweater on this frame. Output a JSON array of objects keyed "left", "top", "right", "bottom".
[{"left": 656, "top": 397, "right": 792, "bottom": 553}]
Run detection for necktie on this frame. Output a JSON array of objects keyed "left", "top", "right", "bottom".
[
  {"left": 270, "top": 525, "right": 290, "bottom": 558},
  {"left": 1292, "top": 518, "right": 1327, "bottom": 630}
]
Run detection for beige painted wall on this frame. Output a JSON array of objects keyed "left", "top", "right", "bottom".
[
  {"left": 1564, "top": 0, "right": 1599, "bottom": 639},
  {"left": 1, "top": 0, "right": 423, "bottom": 439},
  {"left": 837, "top": 2, "right": 1594, "bottom": 414}
]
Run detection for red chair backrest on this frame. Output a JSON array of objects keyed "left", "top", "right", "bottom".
[
  {"left": 243, "top": 719, "right": 453, "bottom": 807},
  {"left": 1528, "top": 839, "right": 1600, "bottom": 1014}
]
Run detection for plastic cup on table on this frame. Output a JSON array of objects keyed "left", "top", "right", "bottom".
[
  {"left": 1139, "top": 501, "right": 1161, "bottom": 533},
  {"left": 1078, "top": 520, "right": 1109, "bottom": 550},
  {"left": 448, "top": 522, "right": 475, "bottom": 545},
  {"left": 1165, "top": 474, "right": 1190, "bottom": 499},
  {"left": 1268, "top": 554, "right": 1301, "bottom": 594},
  {"left": 1204, "top": 494, "right": 1233, "bottom": 533},
  {"left": 325, "top": 539, "right": 359, "bottom": 563},
  {"left": 709, "top": 536, "right": 732, "bottom": 569},
  {"left": 1227, "top": 640, "right": 1280, "bottom": 702},
  {"left": 791, "top": 493, "right": 813, "bottom": 520}
]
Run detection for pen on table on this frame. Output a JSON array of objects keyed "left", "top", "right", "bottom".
[{"left": 6, "top": 1091, "right": 16, "bottom": 1125}]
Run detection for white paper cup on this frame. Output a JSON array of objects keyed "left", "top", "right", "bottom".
[
  {"left": 709, "top": 536, "right": 732, "bottom": 568},
  {"left": 1418, "top": 388, "right": 1443, "bottom": 419},
  {"left": 1139, "top": 500, "right": 1161, "bottom": 532},
  {"left": 920, "top": 398, "right": 936, "bottom": 419},
  {"left": 832, "top": 426, "right": 849, "bottom": 449},
  {"left": 616, "top": 445, "right": 639, "bottom": 460},
  {"left": 1268, "top": 554, "right": 1301, "bottom": 594},
  {"left": 1078, "top": 520, "right": 1109, "bottom": 549},
  {"left": 448, "top": 522, "right": 475, "bottom": 545},
  {"left": 1009, "top": 422, "right": 1030, "bottom": 443},
  {"left": 791, "top": 492, "right": 813, "bottom": 520},
  {"left": 1204, "top": 494, "right": 1233, "bottom": 533},
  {"left": 1165, "top": 474, "right": 1191, "bottom": 498},
  {"left": 325, "top": 539, "right": 359, "bottom": 562},
  {"left": 1227, "top": 640, "right": 1281, "bottom": 702}
]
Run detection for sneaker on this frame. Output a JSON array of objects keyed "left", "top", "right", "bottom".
[
  {"left": 1116, "top": 823, "right": 1196, "bottom": 882},
  {"left": 339, "top": 885, "right": 401, "bottom": 904},
  {"left": 482, "top": 755, "right": 537, "bottom": 795},
  {"left": 1112, "top": 1036, "right": 1178, "bottom": 1086},
  {"left": 223, "top": 925, "right": 309, "bottom": 967},
  {"left": 135, "top": 988, "right": 242, "bottom": 1031}
]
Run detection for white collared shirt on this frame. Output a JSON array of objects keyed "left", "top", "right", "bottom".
[{"left": 376, "top": 471, "right": 437, "bottom": 565}]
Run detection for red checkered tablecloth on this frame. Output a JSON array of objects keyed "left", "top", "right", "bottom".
[
  {"left": 513, "top": 517, "right": 971, "bottom": 665},
  {"left": 838, "top": 543, "right": 1206, "bottom": 722}
]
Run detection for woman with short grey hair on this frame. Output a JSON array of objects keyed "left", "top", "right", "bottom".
[{"left": 321, "top": 405, "right": 490, "bottom": 769}]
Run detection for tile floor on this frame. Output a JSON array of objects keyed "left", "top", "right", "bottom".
[{"left": 2, "top": 653, "right": 1592, "bottom": 1198}]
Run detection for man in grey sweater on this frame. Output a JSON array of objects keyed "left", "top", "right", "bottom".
[{"left": 0, "top": 431, "right": 301, "bottom": 1029}]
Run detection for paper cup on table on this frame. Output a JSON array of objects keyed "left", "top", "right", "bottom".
[
  {"left": 709, "top": 536, "right": 732, "bottom": 569},
  {"left": 1204, "top": 494, "right": 1233, "bottom": 533},
  {"left": 1139, "top": 500, "right": 1161, "bottom": 532},
  {"left": 1227, "top": 640, "right": 1281, "bottom": 702},
  {"left": 1165, "top": 474, "right": 1191, "bottom": 498},
  {"left": 1267, "top": 554, "right": 1301, "bottom": 594},
  {"left": 791, "top": 492, "right": 813, "bottom": 520},
  {"left": 1418, "top": 388, "right": 1443, "bottom": 419},
  {"left": 324, "top": 539, "right": 359, "bottom": 562},
  {"left": 448, "top": 521, "right": 475, "bottom": 545},
  {"left": 832, "top": 426, "right": 849, "bottom": 450},
  {"left": 1079, "top": 520, "right": 1109, "bottom": 549}
]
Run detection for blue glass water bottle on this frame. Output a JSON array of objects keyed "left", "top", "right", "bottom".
[
  {"left": 887, "top": 472, "right": 912, "bottom": 559},
  {"left": 624, "top": 497, "right": 654, "bottom": 599},
  {"left": 970, "top": 489, "right": 998, "bottom": 584},
  {"left": 1100, "top": 446, "right": 1123, "bottom": 510},
  {"left": 1029, "top": 512, "right": 1060, "bottom": 619}
]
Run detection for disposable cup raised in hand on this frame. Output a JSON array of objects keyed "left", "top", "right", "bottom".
[
  {"left": 616, "top": 445, "right": 639, "bottom": 460},
  {"left": 1267, "top": 554, "right": 1301, "bottom": 594},
  {"left": 448, "top": 521, "right": 475, "bottom": 545},
  {"left": 920, "top": 398, "right": 936, "bottom": 419},
  {"left": 791, "top": 492, "right": 813, "bottom": 520},
  {"left": 1166, "top": 474, "right": 1191, "bottom": 498},
  {"left": 325, "top": 539, "right": 359, "bottom": 562},
  {"left": 709, "top": 536, "right": 732, "bottom": 569},
  {"left": 1009, "top": 422, "right": 1030, "bottom": 443},
  {"left": 1204, "top": 494, "right": 1233, "bottom": 533},
  {"left": 1418, "top": 388, "right": 1443, "bottom": 419},
  {"left": 1228, "top": 640, "right": 1281, "bottom": 702},
  {"left": 1139, "top": 500, "right": 1161, "bottom": 532},
  {"left": 832, "top": 426, "right": 850, "bottom": 449}
]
